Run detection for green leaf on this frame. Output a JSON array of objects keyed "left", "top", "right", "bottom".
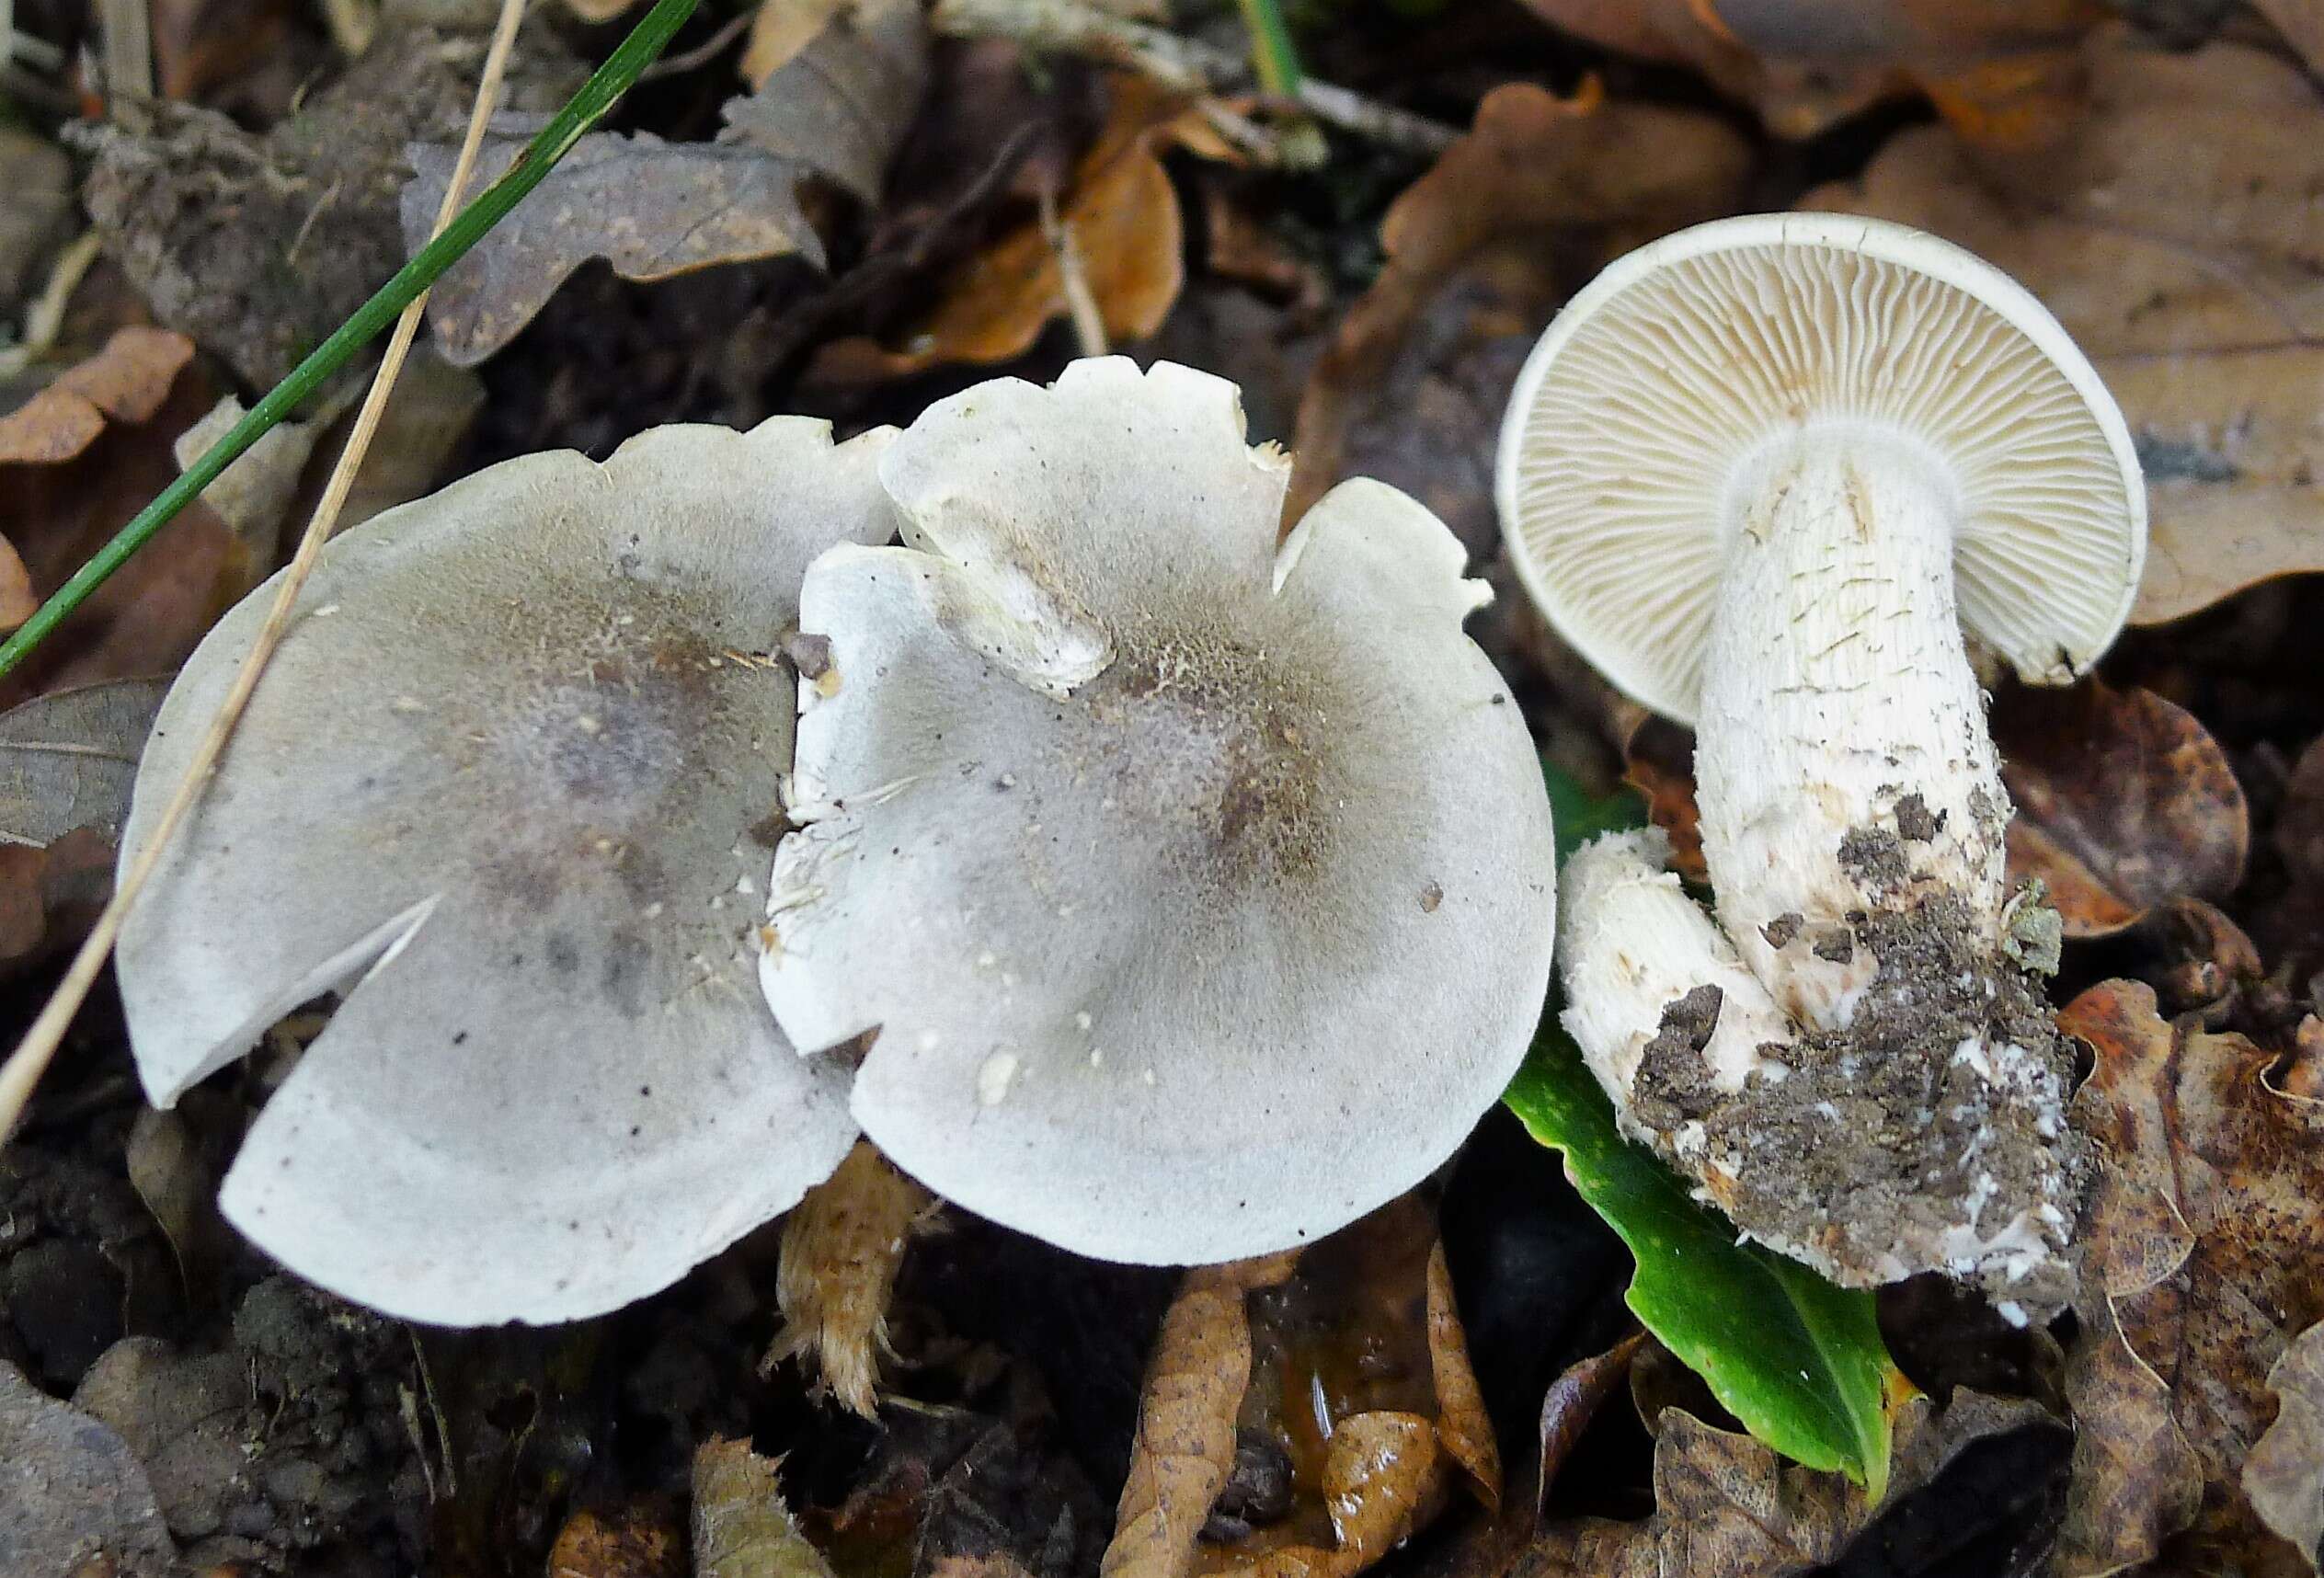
[
  {"left": 1505, "top": 1029, "right": 1901, "bottom": 1495},
  {"left": 1540, "top": 753, "right": 1646, "bottom": 865},
  {"left": 1517, "top": 759, "right": 1903, "bottom": 1497}
]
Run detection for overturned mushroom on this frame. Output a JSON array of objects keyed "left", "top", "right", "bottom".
[
  {"left": 117, "top": 419, "right": 897, "bottom": 1324},
  {"left": 1499, "top": 215, "right": 2146, "bottom": 1306},
  {"left": 761, "top": 358, "right": 1557, "bottom": 1265}
]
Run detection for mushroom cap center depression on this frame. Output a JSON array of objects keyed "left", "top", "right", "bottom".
[{"left": 1060, "top": 617, "right": 1340, "bottom": 897}]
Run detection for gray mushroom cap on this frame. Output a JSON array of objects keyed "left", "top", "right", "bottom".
[
  {"left": 759, "top": 359, "right": 1558, "bottom": 1265},
  {"left": 117, "top": 418, "right": 895, "bottom": 1325}
]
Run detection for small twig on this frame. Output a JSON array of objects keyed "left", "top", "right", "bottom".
[
  {"left": 640, "top": 6, "right": 753, "bottom": 79},
  {"left": 932, "top": 0, "right": 1459, "bottom": 155},
  {"left": 0, "top": 0, "right": 533, "bottom": 1139},
  {"left": 0, "top": 230, "right": 103, "bottom": 379},
  {"left": 1039, "top": 188, "right": 1108, "bottom": 358}
]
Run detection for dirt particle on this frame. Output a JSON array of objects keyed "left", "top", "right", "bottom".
[
  {"left": 1420, "top": 880, "right": 1443, "bottom": 913},
  {"left": 1895, "top": 792, "right": 1943, "bottom": 843},
  {"left": 1762, "top": 912, "right": 1804, "bottom": 950}
]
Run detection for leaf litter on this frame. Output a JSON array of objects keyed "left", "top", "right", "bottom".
[{"left": 8, "top": 0, "right": 2324, "bottom": 1573}]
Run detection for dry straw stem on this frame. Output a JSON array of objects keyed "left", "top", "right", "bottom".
[{"left": 0, "top": 0, "right": 528, "bottom": 1140}]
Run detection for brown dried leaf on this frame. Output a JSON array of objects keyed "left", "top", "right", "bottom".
[
  {"left": 1105, "top": 1253, "right": 1296, "bottom": 1578},
  {"left": 404, "top": 121, "right": 827, "bottom": 366},
  {"left": 2057, "top": 979, "right": 2324, "bottom": 1575},
  {"left": 1535, "top": 1333, "right": 1644, "bottom": 1523},
  {"left": 0, "top": 368, "right": 235, "bottom": 710},
  {"left": 0, "top": 539, "right": 37, "bottom": 631},
  {"left": 1994, "top": 680, "right": 2249, "bottom": 939},
  {"left": 766, "top": 1139, "right": 938, "bottom": 1419},
  {"left": 549, "top": 1504, "right": 686, "bottom": 1578},
  {"left": 1511, "top": 0, "right": 2100, "bottom": 142},
  {"left": 1241, "top": 1413, "right": 1440, "bottom": 1578},
  {"left": 1800, "top": 27, "right": 2324, "bottom": 628},
  {"left": 811, "top": 75, "right": 1189, "bottom": 383},
  {"left": 1288, "top": 82, "right": 1751, "bottom": 542},
  {"left": 721, "top": 0, "right": 929, "bottom": 204},
  {"left": 0, "top": 326, "right": 195, "bottom": 465},
  {"left": 2277, "top": 735, "right": 2324, "bottom": 892},
  {"left": 1619, "top": 715, "right": 1707, "bottom": 885},
  {"left": 2247, "top": 1321, "right": 2324, "bottom": 1571},
  {"left": 1425, "top": 1243, "right": 1500, "bottom": 1512},
  {"left": 693, "top": 1438, "right": 837, "bottom": 1578},
  {"left": 0, "top": 1359, "right": 177, "bottom": 1578},
  {"left": 1533, "top": 1391, "right": 2049, "bottom": 1576}
]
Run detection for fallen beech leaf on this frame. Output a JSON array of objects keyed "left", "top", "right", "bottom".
[
  {"left": 2058, "top": 979, "right": 2324, "bottom": 1575},
  {"left": 1105, "top": 1253, "right": 1295, "bottom": 1578},
  {"left": 0, "top": 326, "right": 194, "bottom": 465},
  {"left": 0, "top": 677, "right": 169, "bottom": 849},
  {"left": 1425, "top": 1243, "right": 1500, "bottom": 1512},
  {"left": 124, "top": 1096, "right": 236, "bottom": 1305},
  {"left": 811, "top": 75, "right": 1190, "bottom": 383},
  {"left": 404, "top": 121, "right": 828, "bottom": 366},
  {"left": 693, "top": 1438, "right": 835, "bottom": 1578},
  {"left": 1993, "top": 680, "right": 2249, "bottom": 939},
  {"left": 2247, "top": 1321, "right": 2324, "bottom": 1570},
  {"left": 549, "top": 1504, "right": 685, "bottom": 1578},
  {"left": 1800, "top": 28, "right": 2324, "bottom": 629},
  {"left": 1535, "top": 1333, "right": 1645, "bottom": 1521},
  {"left": 721, "top": 0, "right": 928, "bottom": 204},
  {"left": 2153, "top": 896, "right": 2270, "bottom": 1021},
  {"left": 1511, "top": 0, "right": 2100, "bottom": 142},
  {"left": 766, "top": 1139, "right": 939, "bottom": 1419},
  {"left": 150, "top": 0, "right": 295, "bottom": 103},
  {"left": 560, "top": 0, "right": 645, "bottom": 17},
  {"left": 0, "top": 1358, "right": 177, "bottom": 1578},
  {"left": 1288, "top": 83, "right": 1751, "bottom": 540}
]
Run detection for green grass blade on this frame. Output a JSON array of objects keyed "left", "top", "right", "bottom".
[
  {"left": 0, "top": 0, "right": 703, "bottom": 683},
  {"left": 1515, "top": 761, "right": 1904, "bottom": 1496}
]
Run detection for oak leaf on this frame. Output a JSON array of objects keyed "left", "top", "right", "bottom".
[{"left": 2057, "top": 979, "right": 2324, "bottom": 1575}]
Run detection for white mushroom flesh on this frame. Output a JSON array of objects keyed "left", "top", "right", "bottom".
[
  {"left": 761, "top": 358, "right": 1558, "bottom": 1266},
  {"left": 117, "top": 419, "right": 895, "bottom": 1324}
]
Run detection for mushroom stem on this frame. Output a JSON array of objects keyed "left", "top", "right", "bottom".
[
  {"left": 1694, "top": 424, "right": 2011, "bottom": 1029},
  {"left": 1557, "top": 828, "right": 1793, "bottom": 1140}
]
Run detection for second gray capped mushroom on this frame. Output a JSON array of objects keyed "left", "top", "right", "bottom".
[{"left": 761, "top": 358, "right": 1560, "bottom": 1265}]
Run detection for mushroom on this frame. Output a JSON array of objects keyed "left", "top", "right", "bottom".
[
  {"left": 1497, "top": 215, "right": 2146, "bottom": 1303},
  {"left": 759, "top": 358, "right": 1558, "bottom": 1265},
  {"left": 117, "top": 417, "right": 897, "bottom": 1324}
]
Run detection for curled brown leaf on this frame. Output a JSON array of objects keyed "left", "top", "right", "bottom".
[
  {"left": 2059, "top": 979, "right": 2324, "bottom": 1575},
  {"left": 1994, "top": 680, "right": 2249, "bottom": 939}
]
